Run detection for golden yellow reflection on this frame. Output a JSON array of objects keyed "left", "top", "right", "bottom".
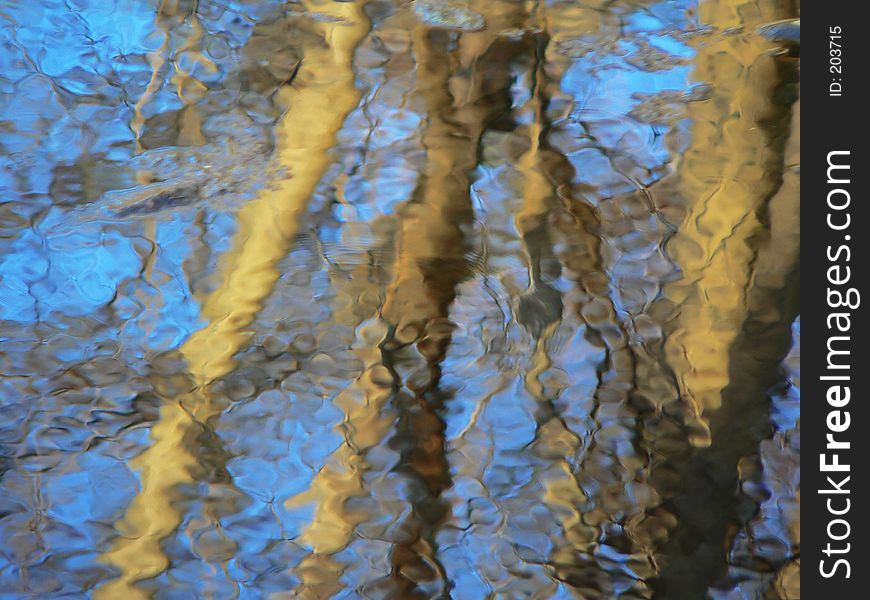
[
  {"left": 0, "top": 0, "right": 805, "bottom": 594},
  {"left": 663, "top": 0, "right": 794, "bottom": 441},
  {"left": 94, "top": 4, "right": 201, "bottom": 597},
  {"left": 94, "top": 400, "right": 197, "bottom": 600},
  {"left": 96, "top": 3, "right": 371, "bottom": 597},
  {"left": 91, "top": 0, "right": 800, "bottom": 596},
  {"left": 285, "top": 331, "right": 396, "bottom": 598},
  {"left": 181, "top": 0, "right": 371, "bottom": 386},
  {"left": 648, "top": 0, "right": 798, "bottom": 596}
]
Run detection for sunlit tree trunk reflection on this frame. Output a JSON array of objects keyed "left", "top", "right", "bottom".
[
  {"left": 649, "top": 0, "right": 799, "bottom": 595},
  {"left": 96, "top": 3, "right": 370, "bottom": 597},
  {"left": 181, "top": 0, "right": 371, "bottom": 386}
]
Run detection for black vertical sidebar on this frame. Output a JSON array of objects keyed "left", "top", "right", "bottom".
[{"left": 803, "top": 2, "right": 865, "bottom": 597}]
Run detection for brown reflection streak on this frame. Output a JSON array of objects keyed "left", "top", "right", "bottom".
[
  {"left": 519, "top": 4, "right": 676, "bottom": 595},
  {"left": 384, "top": 2, "right": 541, "bottom": 596},
  {"left": 382, "top": 25, "right": 487, "bottom": 600},
  {"left": 510, "top": 23, "right": 635, "bottom": 596},
  {"left": 130, "top": 0, "right": 171, "bottom": 153},
  {"left": 170, "top": 5, "right": 211, "bottom": 147},
  {"left": 544, "top": 113, "right": 651, "bottom": 600},
  {"left": 287, "top": 2, "right": 530, "bottom": 596},
  {"left": 514, "top": 29, "right": 563, "bottom": 347}
]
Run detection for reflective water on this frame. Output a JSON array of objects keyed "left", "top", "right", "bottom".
[{"left": 0, "top": 0, "right": 800, "bottom": 598}]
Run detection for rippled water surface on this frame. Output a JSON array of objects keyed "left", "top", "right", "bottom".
[{"left": 0, "top": 0, "right": 800, "bottom": 597}]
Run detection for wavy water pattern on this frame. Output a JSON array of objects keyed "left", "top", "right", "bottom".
[{"left": 0, "top": 0, "right": 799, "bottom": 597}]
